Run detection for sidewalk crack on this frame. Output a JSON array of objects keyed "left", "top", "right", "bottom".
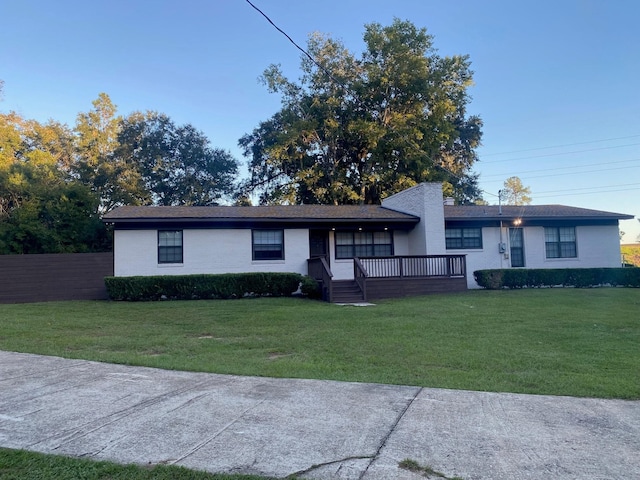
[
  {"left": 359, "top": 387, "right": 423, "bottom": 479},
  {"left": 288, "top": 455, "right": 373, "bottom": 478},
  {"left": 170, "top": 399, "right": 267, "bottom": 465}
]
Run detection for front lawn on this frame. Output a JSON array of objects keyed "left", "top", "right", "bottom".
[{"left": 1, "top": 288, "right": 638, "bottom": 399}]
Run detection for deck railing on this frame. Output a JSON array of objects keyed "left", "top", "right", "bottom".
[
  {"left": 357, "top": 255, "right": 466, "bottom": 279},
  {"left": 309, "top": 255, "right": 466, "bottom": 302}
]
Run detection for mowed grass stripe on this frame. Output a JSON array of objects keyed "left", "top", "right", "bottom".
[{"left": 1, "top": 288, "right": 638, "bottom": 399}]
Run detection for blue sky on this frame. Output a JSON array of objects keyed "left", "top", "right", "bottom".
[{"left": 2, "top": 0, "right": 638, "bottom": 242}]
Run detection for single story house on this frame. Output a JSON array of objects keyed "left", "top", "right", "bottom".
[{"left": 103, "top": 183, "right": 633, "bottom": 302}]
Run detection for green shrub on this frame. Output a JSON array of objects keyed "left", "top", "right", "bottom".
[
  {"left": 300, "top": 275, "right": 321, "bottom": 298},
  {"left": 104, "top": 272, "right": 308, "bottom": 301},
  {"left": 474, "top": 267, "right": 640, "bottom": 289},
  {"left": 473, "top": 270, "right": 504, "bottom": 289},
  {"left": 501, "top": 269, "right": 529, "bottom": 289}
]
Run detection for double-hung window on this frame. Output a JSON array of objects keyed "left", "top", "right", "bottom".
[
  {"left": 158, "top": 230, "right": 183, "bottom": 264},
  {"left": 253, "top": 229, "right": 284, "bottom": 260},
  {"left": 335, "top": 231, "right": 393, "bottom": 259},
  {"left": 545, "top": 227, "right": 577, "bottom": 258},
  {"left": 445, "top": 227, "right": 482, "bottom": 249}
]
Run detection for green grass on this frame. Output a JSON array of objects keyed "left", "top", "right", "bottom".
[
  {"left": 1, "top": 289, "right": 639, "bottom": 399},
  {"left": 0, "top": 448, "right": 276, "bottom": 480}
]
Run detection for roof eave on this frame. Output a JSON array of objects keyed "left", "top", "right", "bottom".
[
  {"left": 103, "top": 216, "right": 420, "bottom": 230},
  {"left": 445, "top": 214, "right": 634, "bottom": 222}
]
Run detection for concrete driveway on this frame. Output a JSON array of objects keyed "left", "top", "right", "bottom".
[{"left": 0, "top": 350, "right": 638, "bottom": 479}]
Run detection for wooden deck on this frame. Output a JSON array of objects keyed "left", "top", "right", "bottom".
[{"left": 309, "top": 255, "right": 467, "bottom": 303}]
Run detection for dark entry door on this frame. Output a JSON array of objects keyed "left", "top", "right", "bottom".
[{"left": 309, "top": 230, "right": 329, "bottom": 263}]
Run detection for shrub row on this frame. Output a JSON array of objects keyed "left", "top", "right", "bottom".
[
  {"left": 474, "top": 267, "right": 640, "bottom": 289},
  {"left": 104, "top": 272, "right": 319, "bottom": 301}
]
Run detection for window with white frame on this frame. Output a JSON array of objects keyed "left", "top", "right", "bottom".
[
  {"left": 252, "top": 229, "right": 284, "bottom": 260},
  {"left": 158, "top": 230, "right": 183, "bottom": 264},
  {"left": 335, "top": 231, "right": 393, "bottom": 259},
  {"left": 545, "top": 227, "right": 577, "bottom": 258}
]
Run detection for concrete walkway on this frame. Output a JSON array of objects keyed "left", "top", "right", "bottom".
[{"left": 1, "top": 351, "right": 638, "bottom": 479}]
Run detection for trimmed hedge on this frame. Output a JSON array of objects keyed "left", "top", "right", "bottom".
[
  {"left": 474, "top": 267, "right": 640, "bottom": 289},
  {"left": 104, "top": 272, "right": 319, "bottom": 301}
]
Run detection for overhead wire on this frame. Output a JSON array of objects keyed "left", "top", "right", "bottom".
[
  {"left": 480, "top": 158, "right": 640, "bottom": 180},
  {"left": 480, "top": 142, "right": 640, "bottom": 164},
  {"left": 481, "top": 134, "right": 640, "bottom": 157},
  {"left": 244, "top": 0, "right": 351, "bottom": 95},
  {"left": 534, "top": 185, "right": 640, "bottom": 199},
  {"left": 487, "top": 164, "right": 639, "bottom": 181},
  {"left": 535, "top": 182, "right": 640, "bottom": 195}
]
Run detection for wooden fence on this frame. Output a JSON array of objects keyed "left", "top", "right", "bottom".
[{"left": 0, "top": 252, "right": 113, "bottom": 303}]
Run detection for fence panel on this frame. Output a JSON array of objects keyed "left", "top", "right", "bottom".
[{"left": 0, "top": 252, "right": 113, "bottom": 303}]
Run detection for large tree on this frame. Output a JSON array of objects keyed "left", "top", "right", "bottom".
[
  {"left": 116, "top": 111, "right": 239, "bottom": 206},
  {"left": 0, "top": 112, "right": 108, "bottom": 253},
  {"left": 239, "top": 19, "right": 482, "bottom": 205},
  {"left": 73, "top": 93, "right": 146, "bottom": 213},
  {"left": 73, "top": 94, "right": 239, "bottom": 209}
]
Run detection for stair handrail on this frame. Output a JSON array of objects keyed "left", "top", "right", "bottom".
[
  {"left": 353, "top": 257, "right": 368, "bottom": 302},
  {"left": 307, "top": 256, "right": 334, "bottom": 301},
  {"left": 321, "top": 257, "right": 334, "bottom": 302}
]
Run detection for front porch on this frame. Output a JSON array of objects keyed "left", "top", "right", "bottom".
[{"left": 307, "top": 255, "right": 467, "bottom": 303}]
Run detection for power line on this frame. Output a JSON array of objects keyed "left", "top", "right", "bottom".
[
  {"left": 481, "top": 142, "right": 640, "bottom": 164},
  {"left": 479, "top": 164, "right": 640, "bottom": 184},
  {"left": 534, "top": 186, "right": 640, "bottom": 199},
  {"left": 480, "top": 158, "right": 640, "bottom": 180},
  {"left": 481, "top": 134, "right": 640, "bottom": 157},
  {"left": 535, "top": 182, "right": 640, "bottom": 195},
  {"left": 516, "top": 164, "right": 640, "bottom": 181},
  {"left": 245, "top": 0, "right": 350, "bottom": 93}
]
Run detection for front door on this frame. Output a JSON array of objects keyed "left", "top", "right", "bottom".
[{"left": 309, "top": 230, "right": 329, "bottom": 264}]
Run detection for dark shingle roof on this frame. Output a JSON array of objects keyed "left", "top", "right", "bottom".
[
  {"left": 103, "top": 203, "right": 632, "bottom": 226},
  {"left": 103, "top": 204, "right": 419, "bottom": 225},
  {"left": 444, "top": 204, "right": 633, "bottom": 221}
]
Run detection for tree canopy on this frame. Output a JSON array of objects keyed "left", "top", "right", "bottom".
[
  {"left": 0, "top": 112, "right": 108, "bottom": 253},
  {"left": 239, "top": 19, "right": 483, "bottom": 205},
  {"left": 0, "top": 94, "right": 239, "bottom": 254},
  {"left": 116, "top": 111, "right": 238, "bottom": 206}
]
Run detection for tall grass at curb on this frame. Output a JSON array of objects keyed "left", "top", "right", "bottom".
[
  {"left": 1, "top": 289, "right": 638, "bottom": 399},
  {"left": 0, "top": 448, "right": 275, "bottom": 480}
]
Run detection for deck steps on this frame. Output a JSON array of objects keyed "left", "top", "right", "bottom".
[{"left": 330, "top": 280, "right": 365, "bottom": 303}]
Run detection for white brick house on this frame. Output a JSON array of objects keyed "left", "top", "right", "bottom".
[{"left": 104, "top": 183, "right": 632, "bottom": 299}]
